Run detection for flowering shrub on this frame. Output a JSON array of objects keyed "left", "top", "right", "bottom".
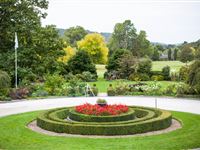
[{"left": 75, "top": 103, "right": 129, "bottom": 116}]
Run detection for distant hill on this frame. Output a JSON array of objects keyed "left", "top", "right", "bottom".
[{"left": 57, "top": 28, "right": 111, "bottom": 43}]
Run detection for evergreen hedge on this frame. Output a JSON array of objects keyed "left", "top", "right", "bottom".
[{"left": 37, "top": 106, "right": 172, "bottom": 135}]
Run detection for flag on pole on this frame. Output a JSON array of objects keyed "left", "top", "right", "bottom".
[
  {"left": 15, "top": 32, "right": 18, "bottom": 50},
  {"left": 14, "top": 32, "right": 18, "bottom": 88}
]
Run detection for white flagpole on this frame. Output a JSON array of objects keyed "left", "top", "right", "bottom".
[{"left": 15, "top": 32, "right": 18, "bottom": 89}]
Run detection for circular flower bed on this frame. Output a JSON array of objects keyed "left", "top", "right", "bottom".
[
  {"left": 75, "top": 103, "right": 129, "bottom": 116},
  {"left": 36, "top": 106, "right": 172, "bottom": 135}
]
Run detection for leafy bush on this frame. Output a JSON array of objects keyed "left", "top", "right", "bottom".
[
  {"left": 107, "top": 84, "right": 115, "bottom": 96},
  {"left": 118, "top": 53, "right": 138, "bottom": 79},
  {"left": 164, "top": 84, "right": 178, "bottom": 96},
  {"left": 141, "top": 82, "right": 162, "bottom": 95},
  {"left": 66, "top": 78, "right": 86, "bottom": 97},
  {"left": 151, "top": 75, "right": 164, "bottom": 81},
  {"left": 188, "top": 60, "right": 200, "bottom": 94},
  {"left": 113, "top": 82, "right": 130, "bottom": 95},
  {"left": 179, "top": 65, "right": 189, "bottom": 81},
  {"left": 44, "top": 74, "right": 65, "bottom": 95},
  {"left": 137, "top": 58, "right": 152, "bottom": 75},
  {"left": 104, "top": 70, "right": 120, "bottom": 80},
  {"left": 164, "top": 83, "right": 197, "bottom": 96},
  {"left": 150, "top": 71, "right": 163, "bottom": 76},
  {"left": 0, "top": 70, "right": 11, "bottom": 100},
  {"left": 91, "top": 84, "right": 98, "bottom": 96},
  {"left": 162, "top": 66, "right": 171, "bottom": 80},
  {"left": 170, "top": 72, "right": 179, "bottom": 81},
  {"left": 68, "top": 51, "right": 97, "bottom": 78},
  {"left": 96, "top": 98, "right": 107, "bottom": 104},
  {"left": 129, "top": 73, "right": 150, "bottom": 81},
  {"left": 30, "top": 84, "right": 48, "bottom": 97},
  {"left": 106, "top": 49, "right": 130, "bottom": 72},
  {"left": 10, "top": 88, "right": 30, "bottom": 99},
  {"left": 78, "top": 71, "right": 97, "bottom": 82}
]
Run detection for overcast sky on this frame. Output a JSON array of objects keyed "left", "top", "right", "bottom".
[{"left": 42, "top": 0, "right": 200, "bottom": 44}]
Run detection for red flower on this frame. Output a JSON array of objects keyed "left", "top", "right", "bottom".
[{"left": 75, "top": 103, "right": 129, "bottom": 116}]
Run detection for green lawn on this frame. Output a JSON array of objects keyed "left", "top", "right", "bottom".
[
  {"left": 152, "top": 61, "right": 186, "bottom": 72},
  {"left": 89, "top": 80, "right": 178, "bottom": 93},
  {"left": 0, "top": 111, "right": 200, "bottom": 150},
  {"left": 96, "top": 61, "right": 187, "bottom": 79}
]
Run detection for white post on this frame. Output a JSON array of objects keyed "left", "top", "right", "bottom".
[
  {"left": 155, "top": 98, "right": 157, "bottom": 108},
  {"left": 15, "top": 32, "right": 18, "bottom": 89}
]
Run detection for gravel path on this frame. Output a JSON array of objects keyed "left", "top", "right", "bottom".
[
  {"left": 27, "top": 119, "right": 181, "bottom": 138},
  {"left": 0, "top": 96, "right": 200, "bottom": 117}
]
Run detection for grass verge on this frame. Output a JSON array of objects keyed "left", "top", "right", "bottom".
[{"left": 0, "top": 111, "right": 200, "bottom": 150}]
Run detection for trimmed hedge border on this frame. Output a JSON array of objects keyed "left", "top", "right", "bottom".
[
  {"left": 48, "top": 107, "right": 157, "bottom": 125},
  {"left": 68, "top": 108, "right": 135, "bottom": 122},
  {"left": 37, "top": 106, "right": 172, "bottom": 135}
]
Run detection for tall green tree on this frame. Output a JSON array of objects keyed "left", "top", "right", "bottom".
[
  {"left": 168, "top": 49, "right": 172, "bottom": 60},
  {"left": 0, "top": 0, "right": 48, "bottom": 53},
  {"left": 133, "top": 30, "right": 153, "bottom": 57},
  {"left": 179, "top": 46, "right": 195, "bottom": 63},
  {"left": 64, "top": 26, "right": 87, "bottom": 47},
  {"left": 173, "top": 48, "right": 178, "bottom": 60},
  {"left": 108, "top": 20, "right": 137, "bottom": 55},
  {"left": 108, "top": 20, "right": 153, "bottom": 57},
  {"left": 195, "top": 46, "right": 200, "bottom": 59},
  {"left": 152, "top": 48, "right": 160, "bottom": 61},
  {"left": 77, "top": 33, "right": 108, "bottom": 64}
]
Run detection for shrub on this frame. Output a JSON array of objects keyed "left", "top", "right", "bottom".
[
  {"left": 68, "top": 51, "right": 97, "bottom": 77},
  {"left": 10, "top": 87, "right": 30, "bottom": 99},
  {"left": 114, "top": 82, "right": 130, "bottom": 95},
  {"left": 129, "top": 73, "right": 150, "bottom": 81},
  {"left": 179, "top": 65, "right": 189, "bottom": 81},
  {"left": 31, "top": 84, "right": 49, "bottom": 97},
  {"left": 66, "top": 78, "right": 86, "bottom": 97},
  {"left": 162, "top": 66, "right": 171, "bottom": 80},
  {"left": 44, "top": 74, "right": 65, "bottom": 95},
  {"left": 107, "top": 84, "right": 115, "bottom": 96},
  {"left": 64, "top": 73, "right": 75, "bottom": 81},
  {"left": 0, "top": 70, "right": 11, "bottom": 100},
  {"left": 170, "top": 72, "right": 179, "bottom": 81},
  {"left": 104, "top": 70, "right": 120, "bottom": 80},
  {"left": 179, "top": 46, "right": 195, "bottom": 63},
  {"left": 90, "top": 84, "right": 98, "bottom": 96},
  {"left": 80, "top": 71, "right": 97, "bottom": 82},
  {"left": 96, "top": 98, "right": 107, "bottom": 104},
  {"left": 106, "top": 49, "right": 130, "bottom": 72},
  {"left": 176, "top": 83, "right": 190, "bottom": 96},
  {"left": 151, "top": 75, "right": 164, "bottom": 81},
  {"left": 150, "top": 71, "right": 163, "bottom": 76},
  {"left": 164, "top": 84, "right": 178, "bottom": 96},
  {"left": 137, "top": 58, "right": 152, "bottom": 75},
  {"left": 188, "top": 60, "right": 200, "bottom": 94},
  {"left": 118, "top": 53, "right": 138, "bottom": 79},
  {"left": 141, "top": 82, "right": 162, "bottom": 95}
]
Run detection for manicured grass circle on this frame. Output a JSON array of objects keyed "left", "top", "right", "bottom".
[{"left": 0, "top": 111, "right": 200, "bottom": 149}]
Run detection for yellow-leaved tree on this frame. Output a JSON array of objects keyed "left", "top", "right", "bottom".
[
  {"left": 77, "top": 33, "right": 109, "bottom": 64},
  {"left": 58, "top": 46, "right": 76, "bottom": 63}
]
